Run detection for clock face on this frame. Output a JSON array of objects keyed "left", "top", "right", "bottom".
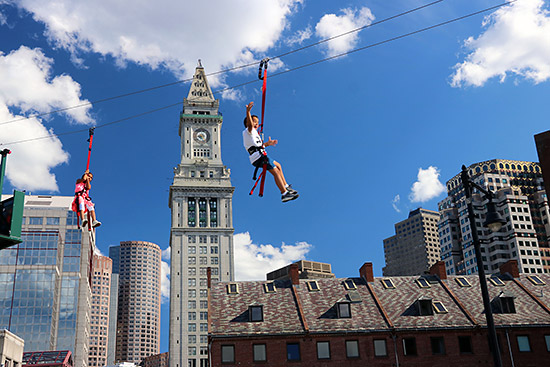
[{"left": 193, "top": 128, "right": 210, "bottom": 143}]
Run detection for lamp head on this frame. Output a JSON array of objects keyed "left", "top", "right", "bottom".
[{"left": 484, "top": 199, "right": 506, "bottom": 233}]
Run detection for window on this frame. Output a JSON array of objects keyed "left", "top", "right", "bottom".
[
  {"left": 306, "top": 280, "right": 320, "bottom": 291},
  {"left": 46, "top": 217, "right": 59, "bottom": 225},
  {"left": 374, "top": 339, "right": 387, "bottom": 357},
  {"left": 403, "top": 338, "right": 417, "bottom": 356},
  {"left": 29, "top": 217, "right": 43, "bottom": 225},
  {"left": 346, "top": 340, "right": 360, "bottom": 358},
  {"left": 337, "top": 302, "right": 351, "bottom": 318},
  {"left": 344, "top": 279, "right": 357, "bottom": 290},
  {"left": 458, "top": 336, "right": 473, "bottom": 354},
  {"left": 517, "top": 336, "right": 531, "bottom": 352},
  {"left": 287, "top": 343, "right": 300, "bottom": 361},
  {"left": 264, "top": 282, "right": 276, "bottom": 293},
  {"left": 416, "top": 278, "right": 431, "bottom": 288},
  {"left": 430, "top": 337, "right": 445, "bottom": 355},
  {"left": 545, "top": 335, "right": 550, "bottom": 352},
  {"left": 227, "top": 284, "right": 238, "bottom": 294},
  {"left": 253, "top": 344, "right": 267, "bottom": 362},
  {"left": 432, "top": 301, "right": 448, "bottom": 314},
  {"left": 316, "top": 341, "right": 330, "bottom": 359},
  {"left": 221, "top": 345, "right": 235, "bottom": 363},
  {"left": 489, "top": 277, "right": 505, "bottom": 286},
  {"left": 381, "top": 279, "right": 395, "bottom": 289},
  {"left": 188, "top": 323, "right": 196, "bottom": 332},
  {"left": 455, "top": 277, "right": 471, "bottom": 287},
  {"left": 527, "top": 275, "right": 546, "bottom": 285},
  {"left": 249, "top": 305, "right": 263, "bottom": 322},
  {"left": 496, "top": 296, "right": 516, "bottom": 314}
]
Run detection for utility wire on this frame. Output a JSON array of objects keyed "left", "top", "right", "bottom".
[
  {"left": 0, "top": 0, "right": 446, "bottom": 126},
  {"left": 1, "top": 0, "right": 516, "bottom": 147}
]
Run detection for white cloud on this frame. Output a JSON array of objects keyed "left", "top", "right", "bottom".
[
  {"left": 315, "top": 7, "right": 374, "bottom": 57},
  {"left": 161, "top": 246, "right": 171, "bottom": 261},
  {"left": 234, "top": 232, "right": 313, "bottom": 281},
  {"left": 286, "top": 26, "right": 313, "bottom": 46},
  {"left": 409, "top": 166, "right": 446, "bottom": 203},
  {"left": 160, "top": 260, "right": 170, "bottom": 304},
  {"left": 451, "top": 0, "right": 550, "bottom": 87},
  {"left": 0, "top": 46, "right": 93, "bottom": 191},
  {"left": 10, "top": 0, "right": 303, "bottom": 83},
  {"left": 392, "top": 194, "right": 401, "bottom": 213}
]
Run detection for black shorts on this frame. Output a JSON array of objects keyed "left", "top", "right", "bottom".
[{"left": 252, "top": 155, "right": 275, "bottom": 170}]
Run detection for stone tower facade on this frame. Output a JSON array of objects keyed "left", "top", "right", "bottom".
[{"left": 169, "top": 63, "right": 235, "bottom": 367}]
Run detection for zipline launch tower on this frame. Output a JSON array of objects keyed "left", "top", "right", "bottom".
[{"left": 169, "top": 63, "right": 235, "bottom": 367}]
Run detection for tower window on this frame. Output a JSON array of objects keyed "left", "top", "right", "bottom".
[
  {"left": 210, "top": 199, "right": 218, "bottom": 228},
  {"left": 188, "top": 199, "right": 196, "bottom": 227},
  {"left": 199, "top": 199, "right": 207, "bottom": 227}
]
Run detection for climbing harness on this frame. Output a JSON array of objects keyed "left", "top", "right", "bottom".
[{"left": 249, "top": 58, "right": 269, "bottom": 197}]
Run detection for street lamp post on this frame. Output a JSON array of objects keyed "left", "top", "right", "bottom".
[{"left": 461, "top": 165, "right": 506, "bottom": 367}]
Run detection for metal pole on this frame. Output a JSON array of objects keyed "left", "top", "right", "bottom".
[
  {"left": 461, "top": 165, "right": 503, "bottom": 367},
  {"left": 0, "top": 149, "right": 11, "bottom": 202}
]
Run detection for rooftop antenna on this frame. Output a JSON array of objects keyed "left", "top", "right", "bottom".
[{"left": 198, "top": 59, "right": 202, "bottom": 67}]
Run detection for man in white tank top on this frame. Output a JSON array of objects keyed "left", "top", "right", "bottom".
[{"left": 243, "top": 101, "right": 298, "bottom": 202}]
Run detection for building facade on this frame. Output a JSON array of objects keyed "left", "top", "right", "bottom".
[
  {"left": 110, "top": 241, "right": 161, "bottom": 365},
  {"left": 438, "top": 160, "right": 549, "bottom": 276},
  {"left": 88, "top": 255, "right": 112, "bottom": 367},
  {"left": 169, "top": 63, "right": 235, "bottom": 367},
  {"left": 140, "top": 352, "right": 168, "bottom": 367},
  {"left": 209, "top": 261, "right": 550, "bottom": 367},
  {"left": 267, "top": 260, "right": 334, "bottom": 281},
  {"left": 0, "top": 195, "right": 94, "bottom": 367},
  {"left": 0, "top": 329, "right": 24, "bottom": 367},
  {"left": 383, "top": 208, "right": 441, "bottom": 276}
]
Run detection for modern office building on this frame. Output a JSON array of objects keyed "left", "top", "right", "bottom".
[
  {"left": 438, "top": 159, "right": 549, "bottom": 276},
  {"left": 382, "top": 208, "right": 441, "bottom": 276},
  {"left": 110, "top": 241, "right": 161, "bottom": 365},
  {"left": 267, "top": 260, "right": 335, "bottom": 281},
  {"left": 106, "top": 249, "right": 119, "bottom": 366},
  {"left": 169, "top": 62, "right": 235, "bottom": 367},
  {"left": 209, "top": 260, "right": 550, "bottom": 367},
  {"left": 0, "top": 195, "right": 94, "bottom": 367},
  {"left": 88, "top": 255, "right": 112, "bottom": 367}
]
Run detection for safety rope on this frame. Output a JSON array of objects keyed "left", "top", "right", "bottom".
[{"left": 250, "top": 59, "right": 269, "bottom": 197}]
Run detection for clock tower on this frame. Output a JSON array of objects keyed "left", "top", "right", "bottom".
[{"left": 169, "top": 62, "right": 235, "bottom": 367}]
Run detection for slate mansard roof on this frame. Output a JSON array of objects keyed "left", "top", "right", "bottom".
[{"left": 209, "top": 264, "right": 550, "bottom": 338}]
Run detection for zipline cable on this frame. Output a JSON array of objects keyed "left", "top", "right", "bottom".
[
  {"left": 0, "top": 0, "right": 516, "bottom": 147},
  {"left": 0, "top": 0, "right": 448, "bottom": 126}
]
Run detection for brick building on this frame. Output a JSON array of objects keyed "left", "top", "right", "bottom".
[
  {"left": 209, "top": 261, "right": 550, "bottom": 366},
  {"left": 139, "top": 352, "right": 168, "bottom": 367}
]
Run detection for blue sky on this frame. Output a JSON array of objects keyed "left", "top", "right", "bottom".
[{"left": 1, "top": 0, "right": 550, "bottom": 354}]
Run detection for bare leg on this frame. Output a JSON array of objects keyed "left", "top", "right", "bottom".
[
  {"left": 268, "top": 167, "right": 286, "bottom": 193},
  {"left": 90, "top": 210, "right": 97, "bottom": 222},
  {"left": 273, "top": 161, "right": 289, "bottom": 188}
]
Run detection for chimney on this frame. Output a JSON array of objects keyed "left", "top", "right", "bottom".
[
  {"left": 289, "top": 263, "right": 300, "bottom": 285},
  {"left": 500, "top": 260, "right": 520, "bottom": 278},
  {"left": 359, "top": 262, "right": 374, "bottom": 282},
  {"left": 207, "top": 267, "right": 212, "bottom": 288},
  {"left": 429, "top": 261, "right": 447, "bottom": 280}
]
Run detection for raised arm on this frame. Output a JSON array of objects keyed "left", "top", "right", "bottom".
[{"left": 245, "top": 101, "right": 254, "bottom": 132}]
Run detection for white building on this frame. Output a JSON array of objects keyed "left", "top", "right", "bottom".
[{"left": 169, "top": 63, "right": 235, "bottom": 367}]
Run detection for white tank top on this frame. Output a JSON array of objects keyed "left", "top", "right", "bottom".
[{"left": 243, "top": 128, "right": 263, "bottom": 164}]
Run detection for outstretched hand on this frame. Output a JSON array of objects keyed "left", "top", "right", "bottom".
[
  {"left": 246, "top": 101, "right": 254, "bottom": 112},
  {"left": 264, "top": 136, "right": 278, "bottom": 147}
]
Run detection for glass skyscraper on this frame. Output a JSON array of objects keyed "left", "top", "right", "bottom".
[{"left": 0, "top": 195, "right": 95, "bottom": 367}]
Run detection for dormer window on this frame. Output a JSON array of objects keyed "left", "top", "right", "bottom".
[
  {"left": 455, "top": 277, "right": 471, "bottom": 287},
  {"left": 307, "top": 280, "right": 320, "bottom": 291},
  {"left": 264, "top": 282, "right": 276, "bottom": 293},
  {"left": 416, "top": 297, "right": 434, "bottom": 316},
  {"left": 227, "top": 284, "right": 239, "bottom": 294},
  {"left": 337, "top": 301, "right": 351, "bottom": 318},
  {"left": 527, "top": 275, "right": 546, "bottom": 286},
  {"left": 493, "top": 292, "right": 516, "bottom": 314},
  {"left": 344, "top": 279, "right": 357, "bottom": 290},
  {"left": 249, "top": 305, "right": 263, "bottom": 322},
  {"left": 381, "top": 279, "right": 395, "bottom": 289}
]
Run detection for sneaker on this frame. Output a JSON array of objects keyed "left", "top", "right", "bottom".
[
  {"left": 81, "top": 218, "right": 89, "bottom": 228},
  {"left": 92, "top": 220, "right": 102, "bottom": 228},
  {"left": 282, "top": 191, "right": 299, "bottom": 203},
  {"left": 286, "top": 184, "right": 298, "bottom": 195}
]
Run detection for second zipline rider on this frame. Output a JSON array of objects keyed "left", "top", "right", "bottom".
[{"left": 243, "top": 101, "right": 299, "bottom": 203}]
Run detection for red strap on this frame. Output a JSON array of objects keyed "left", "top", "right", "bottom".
[
  {"left": 86, "top": 128, "right": 95, "bottom": 171},
  {"left": 258, "top": 164, "right": 267, "bottom": 197},
  {"left": 259, "top": 69, "right": 267, "bottom": 134}
]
